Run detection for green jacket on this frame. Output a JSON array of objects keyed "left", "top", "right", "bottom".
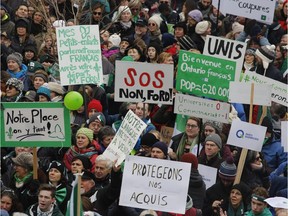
[{"left": 245, "top": 207, "right": 272, "bottom": 216}]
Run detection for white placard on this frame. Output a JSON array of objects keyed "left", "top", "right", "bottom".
[
  {"left": 115, "top": 61, "right": 174, "bottom": 104},
  {"left": 212, "top": 0, "right": 276, "bottom": 24},
  {"left": 198, "top": 164, "right": 217, "bottom": 189},
  {"left": 281, "top": 121, "right": 288, "bottom": 152},
  {"left": 56, "top": 25, "right": 103, "bottom": 86},
  {"left": 229, "top": 82, "right": 272, "bottom": 106},
  {"left": 203, "top": 35, "right": 247, "bottom": 82},
  {"left": 103, "top": 110, "right": 147, "bottom": 166},
  {"left": 227, "top": 120, "right": 267, "bottom": 151},
  {"left": 119, "top": 155, "right": 191, "bottom": 214},
  {"left": 174, "top": 93, "right": 230, "bottom": 123},
  {"left": 241, "top": 71, "right": 288, "bottom": 107}
]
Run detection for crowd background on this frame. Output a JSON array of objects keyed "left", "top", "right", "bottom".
[{"left": 0, "top": 0, "right": 288, "bottom": 215}]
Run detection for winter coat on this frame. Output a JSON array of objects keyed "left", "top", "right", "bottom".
[
  {"left": 10, "top": 34, "right": 37, "bottom": 54},
  {"left": 53, "top": 183, "right": 72, "bottom": 214},
  {"left": 109, "top": 21, "right": 135, "bottom": 39},
  {"left": 245, "top": 208, "right": 272, "bottom": 216},
  {"left": 251, "top": 63, "right": 283, "bottom": 82},
  {"left": 26, "top": 203, "right": 64, "bottom": 216},
  {"left": 198, "top": 153, "right": 223, "bottom": 170},
  {"left": 191, "top": 33, "right": 205, "bottom": 53},
  {"left": 187, "top": 169, "right": 206, "bottom": 209},
  {"left": 7, "top": 64, "right": 32, "bottom": 92},
  {"left": 1, "top": 13, "right": 15, "bottom": 36}
]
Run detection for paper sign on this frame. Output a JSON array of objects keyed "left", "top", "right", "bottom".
[
  {"left": 241, "top": 71, "right": 288, "bottom": 107},
  {"left": 281, "top": 121, "right": 288, "bottom": 152},
  {"left": 227, "top": 120, "right": 267, "bottom": 151},
  {"left": 1, "top": 102, "right": 71, "bottom": 147},
  {"left": 212, "top": 0, "right": 276, "bottom": 24},
  {"left": 103, "top": 110, "right": 147, "bottom": 165},
  {"left": 174, "top": 93, "right": 230, "bottom": 123},
  {"left": 229, "top": 82, "right": 272, "bottom": 106},
  {"left": 198, "top": 164, "right": 217, "bottom": 189},
  {"left": 160, "top": 126, "right": 174, "bottom": 145},
  {"left": 176, "top": 50, "right": 236, "bottom": 102},
  {"left": 119, "top": 155, "right": 191, "bottom": 214},
  {"left": 56, "top": 25, "right": 103, "bottom": 86},
  {"left": 115, "top": 61, "right": 174, "bottom": 104},
  {"left": 203, "top": 35, "right": 247, "bottom": 82}
]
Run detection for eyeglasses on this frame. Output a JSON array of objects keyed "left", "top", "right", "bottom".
[
  {"left": 255, "top": 156, "right": 261, "bottom": 161},
  {"left": 93, "top": 12, "right": 102, "bottom": 15},
  {"left": 148, "top": 23, "right": 156, "bottom": 26},
  {"left": 160, "top": 1, "right": 169, "bottom": 4},
  {"left": 186, "top": 124, "right": 198, "bottom": 129}
]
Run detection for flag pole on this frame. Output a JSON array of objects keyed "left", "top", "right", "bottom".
[{"left": 77, "top": 173, "right": 81, "bottom": 216}]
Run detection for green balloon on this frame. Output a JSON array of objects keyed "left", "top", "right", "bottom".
[{"left": 64, "top": 91, "right": 83, "bottom": 110}]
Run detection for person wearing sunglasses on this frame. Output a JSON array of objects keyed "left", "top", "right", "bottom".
[
  {"left": 1, "top": 77, "right": 24, "bottom": 102},
  {"left": 148, "top": 14, "right": 163, "bottom": 44},
  {"left": 89, "top": 3, "right": 111, "bottom": 29}
]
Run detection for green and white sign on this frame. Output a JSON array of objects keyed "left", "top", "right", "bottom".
[
  {"left": 56, "top": 25, "right": 103, "bottom": 86},
  {"left": 1, "top": 102, "right": 71, "bottom": 147},
  {"left": 176, "top": 50, "right": 236, "bottom": 102}
]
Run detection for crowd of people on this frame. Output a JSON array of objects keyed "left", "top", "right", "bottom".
[{"left": 0, "top": 0, "right": 288, "bottom": 215}]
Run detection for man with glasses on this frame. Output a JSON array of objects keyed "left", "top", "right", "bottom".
[
  {"left": 89, "top": 3, "right": 111, "bottom": 28},
  {"left": 127, "top": 18, "right": 150, "bottom": 45}
]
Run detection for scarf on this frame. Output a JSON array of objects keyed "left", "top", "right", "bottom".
[
  {"left": 120, "top": 21, "right": 132, "bottom": 29},
  {"left": 209, "top": 13, "right": 217, "bottom": 24},
  {"left": 7, "top": 64, "right": 27, "bottom": 80},
  {"left": 176, "top": 133, "right": 199, "bottom": 160},
  {"left": 37, "top": 205, "right": 54, "bottom": 216},
  {"left": 244, "top": 62, "right": 254, "bottom": 70},
  {"left": 227, "top": 201, "right": 245, "bottom": 216},
  {"left": 14, "top": 172, "right": 33, "bottom": 188}
]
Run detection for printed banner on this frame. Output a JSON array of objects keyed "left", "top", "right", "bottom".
[
  {"left": 1, "top": 102, "right": 71, "bottom": 147},
  {"left": 115, "top": 61, "right": 174, "bottom": 104},
  {"left": 241, "top": 71, "right": 287, "bottom": 107},
  {"left": 56, "top": 25, "right": 103, "bottom": 86},
  {"left": 174, "top": 93, "right": 230, "bottom": 123},
  {"left": 103, "top": 110, "right": 147, "bottom": 165},
  {"left": 203, "top": 35, "right": 247, "bottom": 82},
  {"left": 176, "top": 50, "right": 236, "bottom": 102},
  {"left": 212, "top": 0, "right": 276, "bottom": 24},
  {"left": 119, "top": 155, "right": 191, "bottom": 214},
  {"left": 198, "top": 164, "right": 217, "bottom": 189},
  {"left": 227, "top": 120, "right": 267, "bottom": 151}
]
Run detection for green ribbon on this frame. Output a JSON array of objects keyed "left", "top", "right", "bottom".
[{"left": 55, "top": 187, "right": 67, "bottom": 203}]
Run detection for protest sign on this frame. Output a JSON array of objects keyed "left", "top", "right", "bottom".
[
  {"left": 212, "top": 0, "right": 275, "bottom": 24},
  {"left": 241, "top": 71, "right": 287, "bottom": 107},
  {"left": 103, "top": 110, "right": 147, "bottom": 165},
  {"left": 229, "top": 82, "right": 271, "bottom": 106},
  {"left": 115, "top": 61, "right": 174, "bottom": 104},
  {"left": 198, "top": 164, "right": 217, "bottom": 189},
  {"left": 119, "top": 155, "right": 191, "bottom": 214},
  {"left": 160, "top": 126, "right": 174, "bottom": 145},
  {"left": 227, "top": 120, "right": 267, "bottom": 152},
  {"left": 1, "top": 102, "right": 71, "bottom": 147},
  {"left": 56, "top": 25, "right": 103, "bottom": 86},
  {"left": 174, "top": 93, "right": 230, "bottom": 123},
  {"left": 176, "top": 50, "right": 236, "bottom": 102},
  {"left": 281, "top": 121, "right": 287, "bottom": 152},
  {"left": 203, "top": 35, "right": 246, "bottom": 82}
]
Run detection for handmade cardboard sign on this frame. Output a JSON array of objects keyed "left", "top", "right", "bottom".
[
  {"left": 115, "top": 61, "right": 174, "bottom": 104},
  {"left": 198, "top": 164, "right": 218, "bottom": 189},
  {"left": 56, "top": 25, "right": 103, "bottom": 85},
  {"left": 1, "top": 102, "right": 71, "bottom": 147},
  {"left": 119, "top": 155, "right": 191, "bottom": 214}
]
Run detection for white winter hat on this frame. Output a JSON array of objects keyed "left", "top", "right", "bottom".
[
  {"left": 232, "top": 22, "right": 244, "bottom": 35},
  {"left": 148, "top": 14, "right": 163, "bottom": 28},
  {"left": 195, "top": 20, "right": 210, "bottom": 35},
  {"left": 255, "top": 44, "right": 276, "bottom": 69},
  {"left": 53, "top": 20, "right": 66, "bottom": 27},
  {"left": 108, "top": 34, "right": 121, "bottom": 47},
  {"left": 118, "top": 6, "right": 131, "bottom": 15}
]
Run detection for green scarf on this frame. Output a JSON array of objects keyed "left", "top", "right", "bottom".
[
  {"left": 176, "top": 133, "right": 199, "bottom": 160},
  {"left": 14, "top": 172, "right": 33, "bottom": 188},
  {"left": 227, "top": 201, "right": 245, "bottom": 216}
]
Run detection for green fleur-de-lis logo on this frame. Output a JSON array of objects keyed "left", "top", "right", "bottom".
[
  {"left": 6, "top": 127, "right": 14, "bottom": 139},
  {"left": 244, "top": 75, "right": 250, "bottom": 82}
]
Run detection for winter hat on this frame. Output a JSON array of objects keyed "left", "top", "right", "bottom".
[
  {"left": 152, "top": 141, "right": 168, "bottom": 158},
  {"left": 231, "top": 182, "right": 250, "bottom": 200},
  {"left": 250, "top": 24, "right": 261, "bottom": 38},
  {"left": 11, "top": 152, "right": 33, "bottom": 171},
  {"left": 141, "top": 133, "right": 159, "bottom": 147},
  {"left": 47, "top": 82, "right": 64, "bottom": 95},
  {"left": 7, "top": 52, "right": 23, "bottom": 66},
  {"left": 147, "top": 42, "right": 162, "bottom": 55},
  {"left": 188, "top": 9, "right": 203, "bottom": 23},
  {"left": 0, "top": 4, "right": 8, "bottom": 13},
  {"left": 195, "top": 21, "right": 210, "bottom": 35},
  {"left": 205, "top": 134, "right": 222, "bottom": 149},
  {"left": 15, "top": 18, "right": 29, "bottom": 30},
  {"left": 39, "top": 54, "right": 55, "bottom": 64},
  {"left": 118, "top": 6, "right": 131, "bottom": 15},
  {"left": 72, "top": 155, "right": 92, "bottom": 170},
  {"left": 136, "top": 18, "right": 148, "bottom": 27},
  {"left": 255, "top": 45, "right": 276, "bottom": 69},
  {"left": 87, "top": 99, "right": 103, "bottom": 113},
  {"left": 232, "top": 22, "right": 244, "bottom": 35},
  {"left": 88, "top": 112, "right": 106, "bottom": 126},
  {"left": 23, "top": 45, "right": 37, "bottom": 55},
  {"left": 76, "top": 127, "right": 94, "bottom": 142},
  {"left": 23, "top": 90, "right": 36, "bottom": 101},
  {"left": 203, "top": 120, "right": 223, "bottom": 134},
  {"left": 162, "top": 33, "right": 177, "bottom": 48},
  {"left": 52, "top": 20, "right": 66, "bottom": 27},
  {"left": 121, "top": 36, "right": 133, "bottom": 45},
  {"left": 173, "top": 22, "right": 187, "bottom": 34},
  {"left": 6, "top": 78, "right": 24, "bottom": 92},
  {"left": 108, "top": 34, "right": 121, "bottom": 47},
  {"left": 47, "top": 160, "right": 67, "bottom": 178},
  {"left": 261, "top": 116, "right": 273, "bottom": 133},
  {"left": 181, "top": 153, "right": 199, "bottom": 169},
  {"left": 218, "top": 156, "right": 237, "bottom": 180},
  {"left": 33, "top": 70, "right": 48, "bottom": 82},
  {"left": 37, "top": 84, "right": 51, "bottom": 100},
  {"left": 245, "top": 48, "right": 256, "bottom": 56},
  {"left": 82, "top": 170, "right": 97, "bottom": 183},
  {"left": 178, "top": 35, "right": 197, "bottom": 50},
  {"left": 148, "top": 14, "right": 163, "bottom": 28},
  {"left": 27, "top": 61, "right": 44, "bottom": 75}
]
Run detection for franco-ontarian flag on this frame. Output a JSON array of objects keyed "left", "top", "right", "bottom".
[{"left": 66, "top": 174, "right": 83, "bottom": 216}]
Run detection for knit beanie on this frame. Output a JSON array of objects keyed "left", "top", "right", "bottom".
[
  {"left": 52, "top": 20, "right": 66, "bottom": 27},
  {"left": 88, "top": 112, "right": 106, "bottom": 126},
  {"left": 173, "top": 21, "right": 187, "bottom": 34},
  {"left": 195, "top": 21, "right": 210, "bottom": 35},
  {"left": 245, "top": 48, "right": 256, "bottom": 56},
  {"left": 178, "top": 35, "right": 197, "bottom": 50},
  {"left": 82, "top": 170, "right": 97, "bottom": 183},
  {"left": 149, "top": 14, "right": 163, "bottom": 28},
  {"left": 11, "top": 152, "right": 34, "bottom": 171},
  {"left": 47, "top": 82, "right": 64, "bottom": 95},
  {"left": 7, "top": 52, "right": 23, "bottom": 66},
  {"left": 76, "top": 127, "right": 94, "bottom": 142},
  {"left": 203, "top": 120, "right": 222, "bottom": 134},
  {"left": 72, "top": 155, "right": 92, "bottom": 170},
  {"left": 33, "top": 70, "right": 48, "bottom": 82},
  {"left": 87, "top": 99, "right": 103, "bottom": 113},
  {"left": 231, "top": 182, "right": 250, "bottom": 200},
  {"left": 27, "top": 61, "right": 44, "bottom": 75},
  {"left": 232, "top": 22, "right": 244, "bottom": 35},
  {"left": 23, "top": 90, "right": 36, "bottom": 101},
  {"left": 261, "top": 116, "right": 273, "bottom": 133},
  {"left": 181, "top": 153, "right": 198, "bottom": 169},
  {"left": 147, "top": 42, "right": 162, "bottom": 55},
  {"left": 205, "top": 134, "right": 222, "bottom": 149},
  {"left": 47, "top": 160, "right": 67, "bottom": 179},
  {"left": 15, "top": 18, "right": 29, "bottom": 30},
  {"left": 218, "top": 156, "right": 237, "bottom": 180},
  {"left": 37, "top": 84, "right": 51, "bottom": 100},
  {"left": 6, "top": 78, "right": 24, "bottom": 92},
  {"left": 108, "top": 34, "right": 121, "bottom": 47},
  {"left": 188, "top": 9, "right": 203, "bottom": 23},
  {"left": 141, "top": 133, "right": 159, "bottom": 147},
  {"left": 152, "top": 141, "right": 168, "bottom": 158},
  {"left": 118, "top": 6, "right": 131, "bottom": 15},
  {"left": 23, "top": 45, "right": 37, "bottom": 55},
  {"left": 255, "top": 45, "right": 276, "bottom": 69},
  {"left": 162, "top": 33, "right": 177, "bottom": 48}
]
